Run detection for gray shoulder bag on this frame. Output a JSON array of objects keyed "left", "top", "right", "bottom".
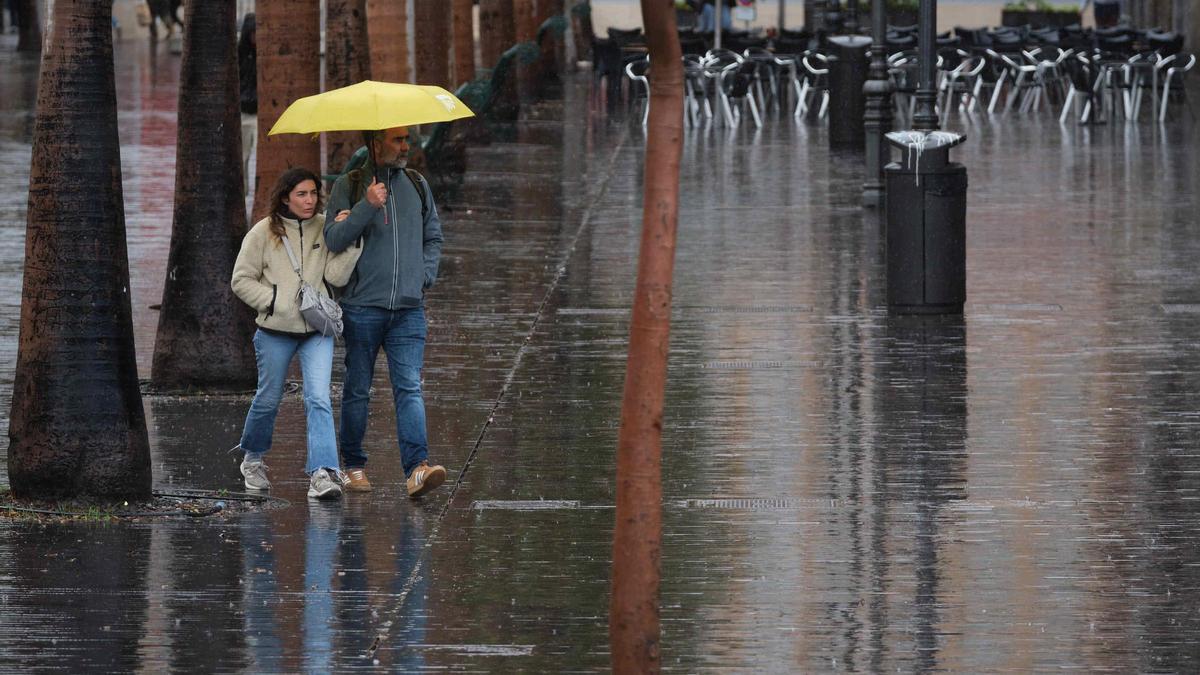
[{"left": 281, "top": 235, "right": 343, "bottom": 337}]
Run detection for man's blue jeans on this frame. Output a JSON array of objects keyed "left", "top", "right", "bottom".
[
  {"left": 339, "top": 305, "right": 429, "bottom": 476},
  {"left": 239, "top": 329, "right": 340, "bottom": 475}
]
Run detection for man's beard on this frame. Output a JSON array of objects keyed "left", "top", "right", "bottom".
[{"left": 380, "top": 155, "right": 408, "bottom": 169}]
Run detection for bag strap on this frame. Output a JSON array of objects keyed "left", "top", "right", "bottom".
[{"left": 279, "top": 234, "right": 303, "bottom": 278}]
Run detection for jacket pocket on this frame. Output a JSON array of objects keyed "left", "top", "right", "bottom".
[{"left": 267, "top": 284, "right": 277, "bottom": 317}]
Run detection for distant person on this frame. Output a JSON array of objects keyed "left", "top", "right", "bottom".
[
  {"left": 324, "top": 127, "right": 448, "bottom": 499},
  {"left": 697, "top": 0, "right": 732, "bottom": 32},
  {"left": 238, "top": 13, "right": 257, "bottom": 193},
  {"left": 231, "top": 167, "right": 345, "bottom": 501},
  {"left": 146, "top": 0, "right": 183, "bottom": 38}
]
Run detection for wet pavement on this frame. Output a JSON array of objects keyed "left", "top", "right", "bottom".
[{"left": 3, "top": 36, "right": 1200, "bottom": 671}]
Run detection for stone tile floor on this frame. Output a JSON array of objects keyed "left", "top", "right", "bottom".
[{"left": 0, "top": 41, "right": 1198, "bottom": 671}]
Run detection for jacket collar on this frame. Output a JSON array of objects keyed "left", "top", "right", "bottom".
[{"left": 276, "top": 213, "right": 318, "bottom": 230}]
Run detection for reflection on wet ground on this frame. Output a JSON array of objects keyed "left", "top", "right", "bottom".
[{"left": 2, "top": 38, "right": 1200, "bottom": 670}]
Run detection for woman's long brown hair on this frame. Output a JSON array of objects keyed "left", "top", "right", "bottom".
[{"left": 266, "top": 167, "right": 324, "bottom": 241}]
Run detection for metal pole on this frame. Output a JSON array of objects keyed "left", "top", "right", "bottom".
[
  {"left": 812, "top": 0, "right": 827, "bottom": 33},
  {"left": 715, "top": 0, "right": 722, "bottom": 49},
  {"left": 845, "top": 0, "right": 860, "bottom": 34},
  {"left": 912, "top": 0, "right": 938, "bottom": 131},
  {"left": 778, "top": 0, "right": 786, "bottom": 33},
  {"left": 862, "top": 0, "right": 894, "bottom": 206}
]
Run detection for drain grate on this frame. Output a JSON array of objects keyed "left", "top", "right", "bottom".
[
  {"left": 679, "top": 498, "right": 841, "bottom": 511},
  {"left": 1161, "top": 304, "right": 1200, "bottom": 314},
  {"left": 556, "top": 307, "right": 629, "bottom": 316},
  {"left": 702, "top": 361, "right": 786, "bottom": 370},
  {"left": 472, "top": 500, "right": 581, "bottom": 511},
  {"left": 972, "top": 303, "right": 1062, "bottom": 312},
  {"left": 689, "top": 305, "right": 813, "bottom": 314},
  {"left": 414, "top": 644, "right": 535, "bottom": 657}
]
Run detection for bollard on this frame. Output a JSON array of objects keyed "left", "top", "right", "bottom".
[
  {"left": 827, "top": 35, "right": 872, "bottom": 147},
  {"left": 884, "top": 131, "right": 968, "bottom": 314}
]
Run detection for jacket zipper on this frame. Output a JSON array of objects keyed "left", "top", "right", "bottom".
[
  {"left": 268, "top": 284, "right": 277, "bottom": 317},
  {"left": 389, "top": 168, "right": 400, "bottom": 309}
]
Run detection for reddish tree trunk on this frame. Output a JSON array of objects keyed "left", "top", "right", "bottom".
[
  {"left": 514, "top": 0, "right": 537, "bottom": 42},
  {"left": 15, "top": 0, "right": 40, "bottom": 53},
  {"left": 609, "top": 1, "right": 684, "bottom": 672},
  {"left": 413, "top": 0, "right": 450, "bottom": 87},
  {"left": 9, "top": 0, "right": 152, "bottom": 501},
  {"left": 151, "top": 0, "right": 257, "bottom": 392},
  {"left": 534, "top": 0, "right": 566, "bottom": 87},
  {"left": 367, "top": 0, "right": 409, "bottom": 83},
  {"left": 326, "top": 0, "right": 371, "bottom": 173},
  {"left": 452, "top": 0, "right": 476, "bottom": 85},
  {"left": 479, "top": 0, "right": 515, "bottom": 69},
  {"left": 253, "top": 0, "right": 321, "bottom": 221}
]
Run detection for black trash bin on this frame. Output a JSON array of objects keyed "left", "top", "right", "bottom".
[
  {"left": 1093, "top": 0, "right": 1120, "bottom": 29},
  {"left": 826, "top": 35, "right": 872, "bottom": 147},
  {"left": 884, "top": 131, "right": 968, "bottom": 315}
]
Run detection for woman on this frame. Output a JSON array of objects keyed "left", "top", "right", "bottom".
[{"left": 231, "top": 167, "right": 344, "bottom": 500}]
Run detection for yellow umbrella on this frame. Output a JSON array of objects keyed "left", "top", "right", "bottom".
[{"left": 267, "top": 80, "right": 475, "bottom": 135}]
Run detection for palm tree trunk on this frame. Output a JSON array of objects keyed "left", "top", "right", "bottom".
[
  {"left": 367, "top": 0, "right": 409, "bottom": 84},
  {"left": 610, "top": 0, "right": 684, "bottom": 671},
  {"left": 150, "top": 0, "right": 257, "bottom": 392},
  {"left": 15, "top": 0, "right": 41, "bottom": 53},
  {"left": 9, "top": 0, "right": 152, "bottom": 501},
  {"left": 326, "top": 0, "right": 371, "bottom": 173},
  {"left": 252, "top": 0, "right": 321, "bottom": 221},
  {"left": 536, "top": 0, "right": 566, "bottom": 83},
  {"left": 413, "top": 0, "right": 450, "bottom": 87},
  {"left": 451, "top": 0, "right": 475, "bottom": 86},
  {"left": 479, "top": 0, "right": 515, "bottom": 69},
  {"left": 515, "top": 0, "right": 537, "bottom": 42}
]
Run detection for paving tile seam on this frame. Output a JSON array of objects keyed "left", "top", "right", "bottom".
[{"left": 363, "top": 123, "right": 632, "bottom": 660}]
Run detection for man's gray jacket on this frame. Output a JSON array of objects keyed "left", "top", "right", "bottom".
[{"left": 324, "top": 166, "right": 443, "bottom": 309}]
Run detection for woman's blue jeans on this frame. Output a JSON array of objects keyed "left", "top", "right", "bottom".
[
  {"left": 339, "top": 305, "right": 429, "bottom": 477},
  {"left": 239, "top": 329, "right": 340, "bottom": 475}
]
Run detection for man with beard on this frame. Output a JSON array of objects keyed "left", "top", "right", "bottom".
[{"left": 324, "top": 127, "right": 447, "bottom": 499}]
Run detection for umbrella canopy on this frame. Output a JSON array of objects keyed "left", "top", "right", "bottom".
[{"left": 267, "top": 80, "right": 475, "bottom": 135}]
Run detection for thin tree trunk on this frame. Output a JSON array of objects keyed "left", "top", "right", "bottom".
[
  {"left": 9, "top": 0, "right": 152, "bottom": 501},
  {"left": 151, "top": 0, "right": 256, "bottom": 392},
  {"left": 514, "top": 0, "right": 537, "bottom": 42},
  {"left": 413, "top": 0, "right": 450, "bottom": 87},
  {"left": 367, "top": 0, "right": 409, "bottom": 83},
  {"left": 536, "top": 0, "right": 566, "bottom": 85},
  {"left": 253, "top": 0, "right": 321, "bottom": 222},
  {"left": 326, "top": 0, "right": 371, "bottom": 173},
  {"left": 609, "top": 0, "right": 683, "bottom": 672},
  {"left": 15, "top": 0, "right": 40, "bottom": 52},
  {"left": 479, "top": 0, "right": 515, "bottom": 69},
  {"left": 451, "top": 0, "right": 475, "bottom": 86}
]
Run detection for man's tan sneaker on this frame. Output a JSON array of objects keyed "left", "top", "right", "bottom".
[
  {"left": 343, "top": 468, "right": 373, "bottom": 492},
  {"left": 406, "top": 461, "right": 446, "bottom": 498}
]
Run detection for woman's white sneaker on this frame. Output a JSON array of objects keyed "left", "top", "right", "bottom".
[
  {"left": 240, "top": 459, "right": 270, "bottom": 491},
  {"left": 308, "top": 468, "right": 343, "bottom": 500}
]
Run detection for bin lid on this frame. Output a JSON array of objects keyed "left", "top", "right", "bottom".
[
  {"left": 885, "top": 130, "right": 967, "bottom": 152},
  {"left": 828, "top": 35, "right": 873, "bottom": 49}
]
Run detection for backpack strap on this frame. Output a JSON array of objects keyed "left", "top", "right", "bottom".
[
  {"left": 403, "top": 168, "right": 429, "bottom": 219},
  {"left": 347, "top": 168, "right": 367, "bottom": 206}
]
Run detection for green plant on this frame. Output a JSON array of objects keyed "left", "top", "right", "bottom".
[
  {"left": 888, "top": 0, "right": 919, "bottom": 12},
  {"left": 1004, "top": 1, "right": 1080, "bottom": 12}
]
